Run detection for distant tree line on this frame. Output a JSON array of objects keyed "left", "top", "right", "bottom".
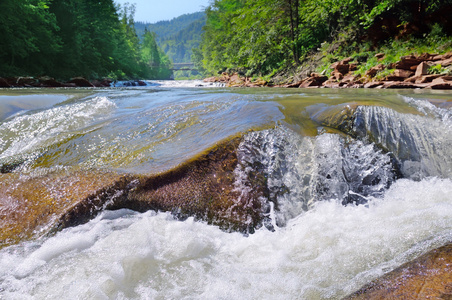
[
  {"left": 135, "top": 12, "right": 206, "bottom": 64},
  {"left": 194, "top": 0, "right": 452, "bottom": 77},
  {"left": 0, "top": 0, "right": 172, "bottom": 80}
]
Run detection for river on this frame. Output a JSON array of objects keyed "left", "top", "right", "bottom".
[{"left": 0, "top": 81, "right": 451, "bottom": 299}]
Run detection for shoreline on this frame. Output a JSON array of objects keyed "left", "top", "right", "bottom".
[
  {"left": 0, "top": 77, "right": 148, "bottom": 88},
  {"left": 203, "top": 52, "right": 452, "bottom": 90}
]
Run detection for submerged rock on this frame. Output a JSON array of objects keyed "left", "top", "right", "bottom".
[
  {"left": 0, "top": 138, "right": 269, "bottom": 248},
  {"left": 345, "top": 243, "right": 452, "bottom": 299},
  {"left": 0, "top": 170, "right": 126, "bottom": 248}
]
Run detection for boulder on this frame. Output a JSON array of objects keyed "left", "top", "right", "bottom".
[
  {"left": 383, "top": 81, "right": 419, "bottom": 89},
  {"left": 227, "top": 73, "right": 245, "bottom": 87},
  {"left": 415, "top": 74, "right": 443, "bottom": 84},
  {"left": 395, "top": 55, "right": 423, "bottom": 70},
  {"left": 16, "top": 77, "right": 38, "bottom": 87},
  {"left": 68, "top": 77, "right": 95, "bottom": 87},
  {"left": 393, "top": 69, "right": 414, "bottom": 78},
  {"left": 39, "top": 77, "right": 64, "bottom": 87},
  {"left": 345, "top": 243, "right": 452, "bottom": 299},
  {"left": 0, "top": 78, "right": 11, "bottom": 88},
  {"left": 415, "top": 61, "right": 431, "bottom": 77},
  {"left": 364, "top": 81, "right": 384, "bottom": 88},
  {"left": 0, "top": 138, "right": 270, "bottom": 248},
  {"left": 365, "top": 64, "right": 385, "bottom": 78}
]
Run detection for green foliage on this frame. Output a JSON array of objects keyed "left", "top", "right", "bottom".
[
  {"left": 194, "top": 0, "right": 452, "bottom": 78},
  {"left": 428, "top": 64, "right": 451, "bottom": 75},
  {"left": 0, "top": 0, "right": 171, "bottom": 80}
]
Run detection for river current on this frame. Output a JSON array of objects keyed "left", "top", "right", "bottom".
[{"left": 0, "top": 81, "right": 451, "bottom": 299}]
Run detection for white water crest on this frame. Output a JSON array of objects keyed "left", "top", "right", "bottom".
[{"left": 0, "top": 177, "right": 451, "bottom": 299}]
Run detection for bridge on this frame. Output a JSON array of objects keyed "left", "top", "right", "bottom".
[{"left": 171, "top": 63, "right": 196, "bottom": 71}]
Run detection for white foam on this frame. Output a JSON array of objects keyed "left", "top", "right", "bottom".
[{"left": 0, "top": 178, "right": 450, "bottom": 299}]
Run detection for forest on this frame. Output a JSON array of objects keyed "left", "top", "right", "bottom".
[
  {"left": 136, "top": 12, "right": 205, "bottom": 79},
  {"left": 195, "top": 0, "right": 452, "bottom": 78},
  {"left": 0, "top": 0, "right": 172, "bottom": 80}
]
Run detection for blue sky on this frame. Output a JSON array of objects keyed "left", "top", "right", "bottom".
[{"left": 114, "top": 0, "right": 210, "bottom": 23}]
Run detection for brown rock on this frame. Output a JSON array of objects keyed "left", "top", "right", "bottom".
[
  {"left": 425, "top": 82, "right": 452, "bottom": 90},
  {"left": 342, "top": 73, "right": 360, "bottom": 83},
  {"left": 16, "top": 77, "right": 38, "bottom": 87},
  {"left": 383, "top": 81, "right": 419, "bottom": 89},
  {"left": 415, "top": 61, "right": 430, "bottom": 77},
  {"left": 432, "top": 52, "right": 452, "bottom": 61},
  {"left": 0, "top": 170, "right": 126, "bottom": 248},
  {"left": 374, "top": 53, "right": 385, "bottom": 60},
  {"left": 345, "top": 243, "right": 452, "bottom": 300},
  {"left": 393, "top": 69, "right": 414, "bottom": 78},
  {"left": 40, "top": 77, "right": 64, "bottom": 87},
  {"left": 0, "top": 78, "right": 11, "bottom": 88},
  {"left": 364, "top": 82, "right": 384, "bottom": 88},
  {"left": 0, "top": 138, "right": 270, "bottom": 248},
  {"left": 299, "top": 78, "right": 319, "bottom": 88},
  {"left": 227, "top": 73, "right": 245, "bottom": 87},
  {"left": 322, "top": 79, "right": 342, "bottom": 88},
  {"left": 415, "top": 74, "right": 443, "bottom": 84},
  {"left": 285, "top": 80, "right": 304, "bottom": 88},
  {"left": 68, "top": 77, "right": 95, "bottom": 87},
  {"left": 434, "top": 57, "right": 452, "bottom": 67},
  {"left": 395, "top": 56, "right": 422, "bottom": 70},
  {"left": 203, "top": 76, "right": 218, "bottom": 83},
  {"left": 365, "top": 64, "right": 385, "bottom": 78},
  {"left": 331, "top": 70, "right": 344, "bottom": 81}
]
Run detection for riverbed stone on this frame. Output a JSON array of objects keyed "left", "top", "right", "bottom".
[
  {"left": 345, "top": 243, "right": 452, "bottom": 299},
  {"left": 0, "top": 170, "right": 126, "bottom": 248},
  {"left": 0, "top": 138, "right": 270, "bottom": 248}
]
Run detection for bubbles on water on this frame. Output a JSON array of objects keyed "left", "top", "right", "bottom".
[
  {"left": 353, "top": 104, "right": 452, "bottom": 179},
  {"left": 235, "top": 126, "right": 398, "bottom": 228},
  {"left": 1, "top": 176, "right": 451, "bottom": 299}
]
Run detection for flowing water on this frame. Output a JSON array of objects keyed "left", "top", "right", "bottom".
[{"left": 0, "top": 81, "right": 451, "bottom": 299}]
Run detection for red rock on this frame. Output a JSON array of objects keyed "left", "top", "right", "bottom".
[
  {"left": 395, "top": 56, "right": 422, "bottom": 70},
  {"left": 393, "top": 69, "right": 414, "bottom": 78},
  {"left": 364, "top": 82, "right": 384, "bottom": 88},
  {"left": 415, "top": 61, "right": 430, "bottom": 77},
  {"left": 365, "top": 64, "right": 385, "bottom": 77},
  {"left": 425, "top": 82, "right": 452, "bottom": 89},
  {"left": 322, "top": 79, "right": 342, "bottom": 88},
  {"left": 342, "top": 74, "right": 360, "bottom": 83},
  {"left": 432, "top": 52, "right": 452, "bottom": 61},
  {"left": 415, "top": 74, "right": 442, "bottom": 84},
  {"left": 383, "top": 81, "right": 418, "bottom": 89},
  {"left": 331, "top": 70, "right": 344, "bottom": 81},
  {"left": 299, "top": 78, "right": 322, "bottom": 88},
  {"left": 434, "top": 57, "right": 452, "bottom": 67},
  {"left": 285, "top": 80, "right": 304, "bottom": 88}
]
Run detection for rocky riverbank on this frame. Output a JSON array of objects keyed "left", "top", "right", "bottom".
[
  {"left": 204, "top": 52, "right": 452, "bottom": 89},
  {"left": 0, "top": 76, "right": 147, "bottom": 88}
]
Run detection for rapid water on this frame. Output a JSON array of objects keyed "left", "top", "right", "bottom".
[{"left": 0, "top": 82, "right": 451, "bottom": 299}]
